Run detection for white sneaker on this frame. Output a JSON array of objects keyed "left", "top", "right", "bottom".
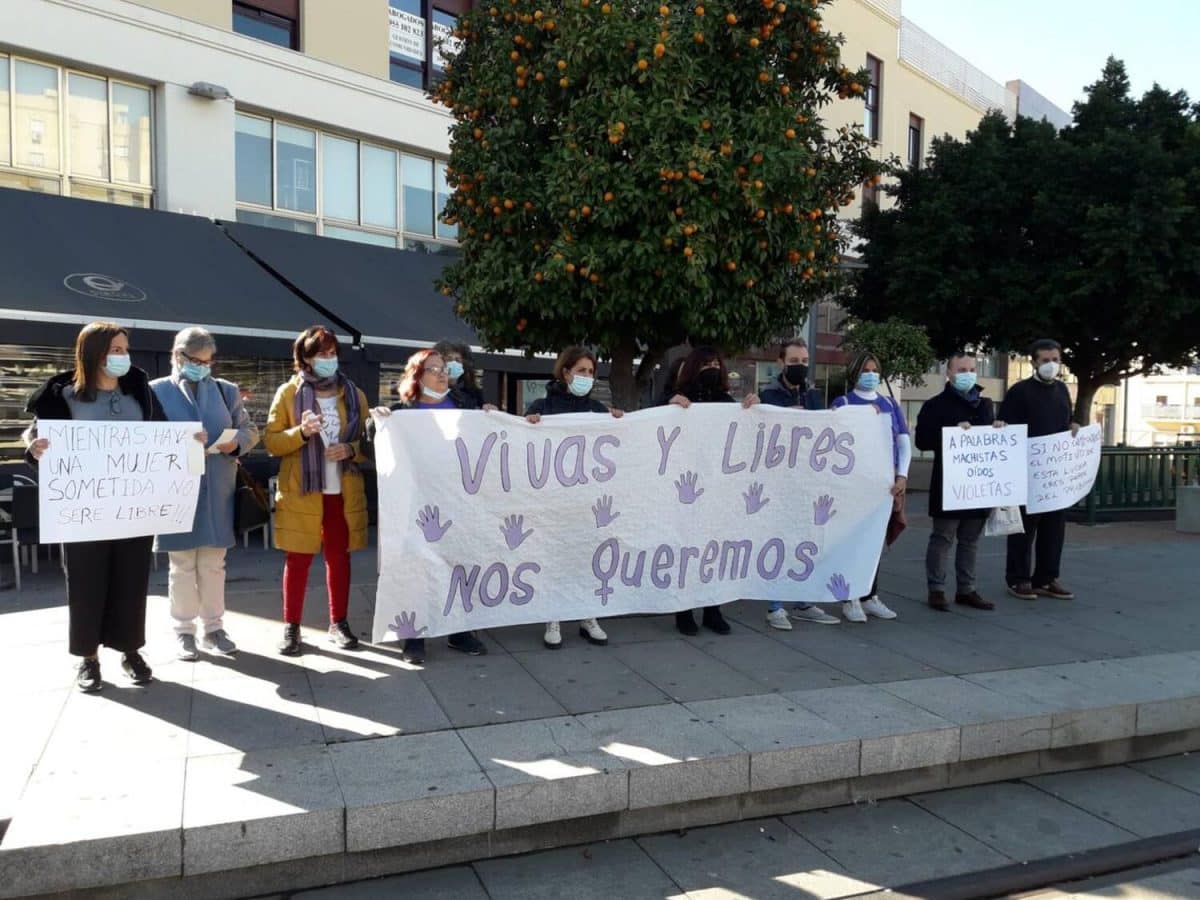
[
  {"left": 765, "top": 609, "right": 793, "bottom": 631},
  {"left": 861, "top": 595, "right": 898, "bottom": 620},
  {"left": 790, "top": 605, "right": 840, "bottom": 625},
  {"left": 842, "top": 598, "right": 868, "bottom": 623},
  {"left": 543, "top": 621, "right": 562, "bottom": 649},
  {"left": 176, "top": 633, "right": 198, "bottom": 661},
  {"left": 579, "top": 618, "right": 608, "bottom": 645}
]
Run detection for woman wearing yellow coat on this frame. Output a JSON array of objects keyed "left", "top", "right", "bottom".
[{"left": 266, "top": 325, "right": 369, "bottom": 656}]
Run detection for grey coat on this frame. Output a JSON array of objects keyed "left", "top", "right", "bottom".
[{"left": 150, "top": 375, "right": 259, "bottom": 551}]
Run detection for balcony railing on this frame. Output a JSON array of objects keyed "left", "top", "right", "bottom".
[{"left": 1142, "top": 404, "right": 1200, "bottom": 421}]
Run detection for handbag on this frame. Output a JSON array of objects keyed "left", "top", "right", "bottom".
[
  {"left": 985, "top": 506, "right": 1024, "bottom": 537},
  {"left": 233, "top": 462, "right": 271, "bottom": 533},
  {"left": 885, "top": 493, "right": 907, "bottom": 546}
]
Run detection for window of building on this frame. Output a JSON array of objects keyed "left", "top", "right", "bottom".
[
  {"left": 0, "top": 344, "right": 74, "bottom": 459},
  {"left": 388, "top": 1, "right": 463, "bottom": 91},
  {"left": 233, "top": 1, "right": 299, "bottom": 50},
  {"left": 0, "top": 55, "right": 153, "bottom": 207},
  {"left": 908, "top": 113, "right": 924, "bottom": 169},
  {"left": 234, "top": 112, "right": 457, "bottom": 251},
  {"left": 864, "top": 55, "right": 882, "bottom": 142}
]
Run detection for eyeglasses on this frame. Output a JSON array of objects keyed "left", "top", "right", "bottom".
[
  {"left": 425, "top": 366, "right": 448, "bottom": 376},
  {"left": 181, "top": 352, "right": 216, "bottom": 366}
]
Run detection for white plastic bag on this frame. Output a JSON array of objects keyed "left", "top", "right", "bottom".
[{"left": 984, "top": 506, "right": 1024, "bottom": 537}]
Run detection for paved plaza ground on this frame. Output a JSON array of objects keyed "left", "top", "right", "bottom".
[{"left": 2, "top": 497, "right": 1199, "bottom": 898}]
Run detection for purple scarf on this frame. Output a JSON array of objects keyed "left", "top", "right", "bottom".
[{"left": 295, "top": 371, "right": 362, "bottom": 495}]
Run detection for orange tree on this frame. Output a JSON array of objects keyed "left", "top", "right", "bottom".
[{"left": 434, "top": 0, "right": 881, "bottom": 407}]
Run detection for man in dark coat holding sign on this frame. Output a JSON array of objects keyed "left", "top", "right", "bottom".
[{"left": 915, "top": 351, "right": 1001, "bottom": 612}]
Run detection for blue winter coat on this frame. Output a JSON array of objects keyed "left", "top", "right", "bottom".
[{"left": 150, "top": 375, "right": 259, "bottom": 551}]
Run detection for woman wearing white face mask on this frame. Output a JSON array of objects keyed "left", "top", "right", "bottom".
[
  {"left": 432, "top": 340, "right": 484, "bottom": 408},
  {"left": 266, "top": 326, "right": 369, "bottom": 657},
  {"left": 371, "top": 349, "right": 493, "bottom": 664},
  {"left": 830, "top": 351, "right": 911, "bottom": 623},
  {"left": 524, "top": 346, "right": 624, "bottom": 649},
  {"left": 151, "top": 328, "right": 259, "bottom": 661}
]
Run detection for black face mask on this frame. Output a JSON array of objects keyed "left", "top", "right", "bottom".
[
  {"left": 784, "top": 364, "right": 808, "bottom": 388},
  {"left": 697, "top": 368, "right": 722, "bottom": 391}
]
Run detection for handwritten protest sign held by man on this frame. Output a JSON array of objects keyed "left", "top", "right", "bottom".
[
  {"left": 37, "top": 419, "right": 204, "bottom": 543},
  {"left": 372, "top": 405, "right": 895, "bottom": 640},
  {"left": 940, "top": 424, "right": 1028, "bottom": 512},
  {"left": 1027, "top": 425, "right": 1103, "bottom": 515}
]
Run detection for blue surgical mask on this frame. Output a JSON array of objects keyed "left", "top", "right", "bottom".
[
  {"left": 104, "top": 354, "right": 131, "bottom": 378},
  {"left": 445, "top": 360, "right": 465, "bottom": 381},
  {"left": 311, "top": 357, "right": 339, "bottom": 379},
  {"left": 181, "top": 361, "right": 210, "bottom": 383},
  {"left": 422, "top": 385, "right": 450, "bottom": 401},
  {"left": 568, "top": 374, "right": 594, "bottom": 397},
  {"left": 857, "top": 371, "right": 881, "bottom": 391},
  {"left": 953, "top": 372, "right": 977, "bottom": 393}
]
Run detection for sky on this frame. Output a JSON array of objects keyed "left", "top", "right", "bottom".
[{"left": 897, "top": 0, "right": 1198, "bottom": 114}]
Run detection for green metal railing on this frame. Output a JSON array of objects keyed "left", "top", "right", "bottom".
[{"left": 1078, "top": 445, "right": 1200, "bottom": 523}]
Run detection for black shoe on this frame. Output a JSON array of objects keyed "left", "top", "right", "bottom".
[
  {"left": 121, "top": 652, "right": 153, "bottom": 685},
  {"left": 329, "top": 619, "right": 361, "bottom": 650},
  {"left": 278, "top": 623, "right": 302, "bottom": 656},
  {"left": 402, "top": 638, "right": 426, "bottom": 664},
  {"left": 675, "top": 610, "right": 699, "bottom": 636},
  {"left": 447, "top": 632, "right": 487, "bottom": 655},
  {"left": 702, "top": 607, "right": 732, "bottom": 635},
  {"left": 76, "top": 657, "right": 102, "bottom": 693}
]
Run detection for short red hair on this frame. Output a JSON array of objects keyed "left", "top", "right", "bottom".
[{"left": 399, "top": 349, "right": 443, "bottom": 403}]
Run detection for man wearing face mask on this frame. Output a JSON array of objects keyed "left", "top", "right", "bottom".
[
  {"left": 915, "top": 352, "right": 1003, "bottom": 612},
  {"left": 152, "top": 327, "right": 259, "bottom": 660},
  {"left": 759, "top": 339, "right": 840, "bottom": 628},
  {"left": 999, "top": 338, "right": 1079, "bottom": 601}
]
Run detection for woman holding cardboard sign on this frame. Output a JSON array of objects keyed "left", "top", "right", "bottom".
[
  {"left": 664, "top": 346, "right": 760, "bottom": 637},
  {"left": 266, "top": 326, "right": 369, "bottom": 657},
  {"left": 24, "top": 321, "right": 172, "bottom": 693},
  {"left": 151, "top": 327, "right": 259, "bottom": 661}
]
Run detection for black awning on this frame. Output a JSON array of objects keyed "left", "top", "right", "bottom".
[
  {"left": 220, "top": 221, "right": 481, "bottom": 356},
  {"left": 0, "top": 188, "right": 345, "bottom": 347}
]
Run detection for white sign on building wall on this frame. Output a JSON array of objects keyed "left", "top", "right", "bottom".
[{"left": 388, "top": 7, "right": 425, "bottom": 62}]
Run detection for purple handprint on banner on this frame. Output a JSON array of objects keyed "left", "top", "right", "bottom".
[
  {"left": 388, "top": 611, "right": 428, "bottom": 640},
  {"left": 675, "top": 471, "right": 705, "bottom": 505},
  {"left": 826, "top": 573, "right": 851, "bottom": 603},
  {"left": 743, "top": 482, "right": 770, "bottom": 515},
  {"left": 813, "top": 495, "right": 837, "bottom": 526},
  {"left": 416, "top": 505, "right": 451, "bottom": 542},
  {"left": 592, "top": 494, "right": 620, "bottom": 528},
  {"left": 501, "top": 514, "right": 533, "bottom": 550}
]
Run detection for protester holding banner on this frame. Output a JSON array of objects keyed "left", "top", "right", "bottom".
[
  {"left": 432, "top": 340, "right": 485, "bottom": 408},
  {"left": 371, "top": 348, "right": 489, "bottom": 664},
  {"left": 1000, "top": 339, "right": 1079, "bottom": 601},
  {"left": 758, "top": 338, "right": 840, "bottom": 629},
  {"left": 24, "top": 322, "right": 168, "bottom": 692},
  {"left": 151, "top": 327, "right": 259, "bottom": 661},
  {"left": 266, "top": 326, "right": 369, "bottom": 656},
  {"left": 665, "top": 346, "right": 759, "bottom": 636},
  {"left": 915, "top": 352, "right": 1003, "bottom": 612},
  {"left": 830, "top": 351, "right": 908, "bottom": 623},
  {"left": 524, "top": 346, "right": 625, "bottom": 649}
]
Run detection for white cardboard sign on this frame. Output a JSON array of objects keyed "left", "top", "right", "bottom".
[
  {"left": 1026, "top": 425, "right": 1103, "bottom": 514},
  {"left": 940, "top": 424, "right": 1029, "bottom": 511}
]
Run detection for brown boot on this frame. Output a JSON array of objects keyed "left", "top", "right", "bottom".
[
  {"left": 955, "top": 591, "right": 995, "bottom": 610},
  {"left": 928, "top": 590, "right": 949, "bottom": 611}
]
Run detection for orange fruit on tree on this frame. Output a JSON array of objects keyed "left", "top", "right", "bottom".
[
  {"left": 725, "top": 12, "right": 737, "bottom": 24},
  {"left": 683, "top": 246, "right": 694, "bottom": 257},
  {"left": 654, "top": 42, "right": 666, "bottom": 57},
  {"left": 637, "top": 59, "right": 649, "bottom": 70}
]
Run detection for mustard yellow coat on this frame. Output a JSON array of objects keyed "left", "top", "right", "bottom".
[{"left": 264, "top": 375, "right": 369, "bottom": 555}]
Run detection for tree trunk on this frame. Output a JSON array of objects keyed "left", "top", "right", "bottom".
[
  {"left": 1073, "top": 378, "right": 1101, "bottom": 427},
  {"left": 608, "top": 337, "right": 640, "bottom": 411}
]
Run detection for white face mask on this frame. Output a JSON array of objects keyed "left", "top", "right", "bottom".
[
  {"left": 568, "top": 374, "right": 594, "bottom": 397},
  {"left": 422, "top": 385, "right": 450, "bottom": 401},
  {"left": 1037, "top": 361, "right": 1060, "bottom": 381}
]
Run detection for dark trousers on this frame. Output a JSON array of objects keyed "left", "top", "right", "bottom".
[
  {"left": 65, "top": 536, "right": 154, "bottom": 656},
  {"left": 1005, "top": 508, "right": 1066, "bottom": 587}
]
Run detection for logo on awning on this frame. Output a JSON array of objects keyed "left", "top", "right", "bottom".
[{"left": 63, "top": 273, "right": 147, "bottom": 303}]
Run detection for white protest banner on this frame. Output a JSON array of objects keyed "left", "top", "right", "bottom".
[
  {"left": 372, "top": 405, "right": 895, "bottom": 641},
  {"left": 1026, "top": 425, "right": 1103, "bottom": 514},
  {"left": 36, "top": 419, "right": 204, "bottom": 543},
  {"left": 940, "top": 424, "right": 1028, "bottom": 511}
]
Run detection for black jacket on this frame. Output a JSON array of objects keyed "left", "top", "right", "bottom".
[
  {"left": 999, "top": 376, "right": 1072, "bottom": 438},
  {"left": 915, "top": 382, "right": 996, "bottom": 519},
  {"left": 759, "top": 374, "right": 825, "bottom": 411},
  {"left": 24, "top": 367, "right": 165, "bottom": 464},
  {"left": 454, "top": 377, "right": 485, "bottom": 408},
  {"left": 525, "top": 380, "right": 609, "bottom": 416},
  {"left": 658, "top": 378, "right": 736, "bottom": 406}
]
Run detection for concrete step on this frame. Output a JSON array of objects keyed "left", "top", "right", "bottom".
[{"left": 3, "top": 650, "right": 1200, "bottom": 899}]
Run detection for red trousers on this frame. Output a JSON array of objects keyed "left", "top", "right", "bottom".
[{"left": 283, "top": 493, "right": 351, "bottom": 625}]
